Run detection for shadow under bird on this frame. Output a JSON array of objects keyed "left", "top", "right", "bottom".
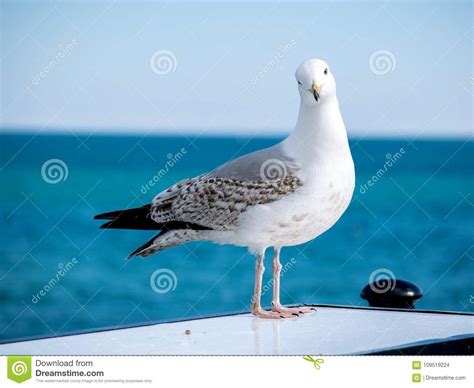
[{"left": 94, "top": 58, "right": 355, "bottom": 319}]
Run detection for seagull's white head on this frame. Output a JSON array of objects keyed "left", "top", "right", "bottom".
[{"left": 295, "top": 59, "right": 336, "bottom": 106}]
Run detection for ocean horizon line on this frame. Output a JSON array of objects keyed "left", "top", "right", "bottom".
[{"left": 0, "top": 126, "right": 472, "bottom": 141}]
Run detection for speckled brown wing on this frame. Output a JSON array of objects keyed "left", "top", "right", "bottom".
[{"left": 150, "top": 174, "right": 302, "bottom": 231}]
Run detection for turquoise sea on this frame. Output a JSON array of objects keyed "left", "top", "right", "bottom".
[{"left": 0, "top": 133, "right": 473, "bottom": 342}]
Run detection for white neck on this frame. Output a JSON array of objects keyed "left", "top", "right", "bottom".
[{"left": 283, "top": 96, "right": 351, "bottom": 165}]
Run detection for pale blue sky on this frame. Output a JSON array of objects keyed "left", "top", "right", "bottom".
[{"left": 1, "top": 0, "right": 472, "bottom": 137}]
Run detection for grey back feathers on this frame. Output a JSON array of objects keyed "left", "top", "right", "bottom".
[{"left": 208, "top": 143, "right": 300, "bottom": 180}]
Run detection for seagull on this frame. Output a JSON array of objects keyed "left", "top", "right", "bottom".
[{"left": 94, "top": 58, "right": 355, "bottom": 319}]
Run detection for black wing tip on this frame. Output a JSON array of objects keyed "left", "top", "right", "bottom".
[
  {"left": 94, "top": 205, "right": 158, "bottom": 230},
  {"left": 94, "top": 211, "right": 119, "bottom": 220},
  {"left": 99, "top": 221, "right": 113, "bottom": 229},
  {"left": 94, "top": 205, "right": 152, "bottom": 221}
]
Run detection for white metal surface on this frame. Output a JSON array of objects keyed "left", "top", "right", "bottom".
[{"left": 1, "top": 306, "right": 473, "bottom": 355}]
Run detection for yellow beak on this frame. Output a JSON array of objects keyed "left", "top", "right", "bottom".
[
  {"left": 312, "top": 81, "right": 323, "bottom": 94},
  {"left": 311, "top": 81, "right": 322, "bottom": 101}
]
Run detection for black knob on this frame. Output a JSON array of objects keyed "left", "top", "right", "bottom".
[{"left": 361, "top": 278, "right": 423, "bottom": 309}]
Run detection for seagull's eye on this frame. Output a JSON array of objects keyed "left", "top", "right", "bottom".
[
  {"left": 324, "top": 68, "right": 328, "bottom": 75},
  {"left": 297, "top": 81, "right": 302, "bottom": 85}
]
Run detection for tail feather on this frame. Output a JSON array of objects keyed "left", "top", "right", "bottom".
[
  {"left": 94, "top": 205, "right": 213, "bottom": 258},
  {"left": 127, "top": 232, "right": 163, "bottom": 259},
  {"left": 128, "top": 229, "right": 205, "bottom": 259}
]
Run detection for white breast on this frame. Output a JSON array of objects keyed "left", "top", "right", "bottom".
[{"left": 230, "top": 155, "right": 355, "bottom": 250}]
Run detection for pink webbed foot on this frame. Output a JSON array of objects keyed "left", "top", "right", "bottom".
[
  {"left": 271, "top": 304, "right": 316, "bottom": 316},
  {"left": 251, "top": 307, "right": 299, "bottom": 319}
]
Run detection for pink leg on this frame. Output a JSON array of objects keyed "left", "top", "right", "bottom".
[
  {"left": 271, "top": 247, "right": 316, "bottom": 316},
  {"left": 251, "top": 249, "right": 297, "bottom": 319}
]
